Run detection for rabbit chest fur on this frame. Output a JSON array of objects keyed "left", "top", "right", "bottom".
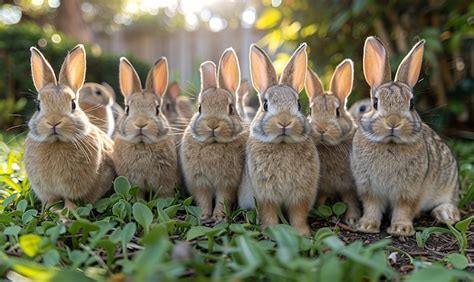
[
  {"left": 113, "top": 135, "right": 177, "bottom": 197},
  {"left": 246, "top": 138, "right": 319, "bottom": 207},
  {"left": 25, "top": 127, "right": 115, "bottom": 203},
  {"left": 180, "top": 129, "right": 247, "bottom": 194}
]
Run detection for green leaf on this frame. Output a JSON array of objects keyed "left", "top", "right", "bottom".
[
  {"left": 256, "top": 8, "right": 282, "bottom": 30},
  {"left": 4, "top": 225, "right": 22, "bottom": 236},
  {"left": 332, "top": 202, "right": 347, "bottom": 217},
  {"left": 317, "top": 205, "right": 333, "bottom": 218},
  {"left": 42, "top": 249, "right": 60, "bottom": 266},
  {"left": 16, "top": 199, "right": 27, "bottom": 212},
  {"left": 21, "top": 209, "right": 37, "bottom": 224},
  {"left": 183, "top": 196, "right": 193, "bottom": 206},
  {"left": 133, "top": 202, "right": 153, "bottom": 233},
  {"left": 19, "top": 234, "right": 42, "bottom": 257},
  {"left": 445, "top": 253, "right": 469, "bottom": 270},
  {"left": 454, "top": 215, "right": 473, "bottom": 233},
  {"left": 186, "top": 226, "right": 214, "bottom": 241},
  {"left": 114, "top": 176, "right": 131, "bottom": 198}
]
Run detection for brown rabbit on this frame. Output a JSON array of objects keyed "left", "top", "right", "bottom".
[
  {"left": 180, "top": 48, "right": 247, "bottom": 222},
  {"left": 236, "top": 80, "right": 256, "bottom": 121},
  {"left": 24, "top": 45, "right": 115, "bottom": 209},
  {"left": 113, "top": 57, "right": 177, "bottom": 198},
  {"left": 79, "top": 82, "right": 115, "bottom": 136},
  {"left": 305, "top": 59, "right": 360, "bottom": 226},
  {"left": 349, "top": 98, "right": 371, "bottom": 124},
  {"left": 239, "top": 43, "right": 319, "bottom": 235},
  {"left": 351, "top": 37, "right": 460, "bottom": 237}
]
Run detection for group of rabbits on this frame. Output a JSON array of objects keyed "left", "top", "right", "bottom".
[{"left": 24, "top": 36, "right": 460, "bottom": 237}]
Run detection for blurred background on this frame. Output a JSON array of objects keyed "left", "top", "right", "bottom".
[{"left": 0, "top": 0, "right": 472, "bottom": 138}]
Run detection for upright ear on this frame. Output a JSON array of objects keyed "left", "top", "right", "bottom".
[
  {"left": 30, "top": 47, "right": 57, "bottom": 92},
  {"left": 119, "top": 57, "right": 142, "bottom": 98},
  {"left": 280, "top": 43, "right": 308, "bottom": 93},
  {"left": 58, "top": 44, "right": 86, "bottom": 93},
  {"left": 395, "top": 40, "right": 425, "bottom": 88},
  {"left": 238, "top": 79, "right": 249, "bottom": 98},
  {"left": 363, "top": 37, "right": 391, "bottom": 88},
  {"left": 200, "top": 61, "right": 217, "bottom": 91},
  {"left": 249, "top": 44, "right": 278, "bottom": 94},
  {"left": 305, "top": 67, "right": 324, "bottom": 100},
  {"left": 167, "top": 81, "right": 180, "bottom": 101},
  {"left": 145, "top": 57, "right": 169, "bottom": 97},
  {"left": 218, "top": 48, "right": 240, "bottom": 94},
  {"left": 330, "top": 59, "right": 354, "bottom": 104}
]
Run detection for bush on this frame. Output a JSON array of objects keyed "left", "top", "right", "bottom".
[{"left": 0, "top": 22, "right": 150, "bottom": 131}]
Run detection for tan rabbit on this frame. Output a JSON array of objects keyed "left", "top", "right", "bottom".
[
  {"left": 101, "top": 82, "right": 126, "bottom": 122},
  {"left": 161, "top": 81, "right": 181, "bottom": 125},
  {"left": 236, "top": 80, "right": 256, "bottom": 121},
  {"left": 351, "top": 37, "right": 460, "bottom": 237},
  {"left": 349, "top": 98, "right": 371, "bottom": 124},
  {"left": 113, "top": 57, "right": 177, "bottom": 198},
  {"left": 79, "top": 82, "right": 115, "bottom": 136},
  {"left": 24, "top": 45, "right": 115, "bottom": 209},
  {"left": 239, "top": 43, "right": 319, "bottom": 235},
  {"left": 305, "top": 59, "right": 360, "bottom": 226},
  {"left": 180, "top": 48, "right": 247, "bottom": 222},
  {"left": 176, "top": 96, "right": 194, "bottom": 122}
]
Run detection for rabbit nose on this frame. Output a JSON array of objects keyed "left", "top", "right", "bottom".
[
  {"left": 135, "top": 123, "right": 148, "bottom": 129},
  {"left": 278, "top": 120, "right": 293, "bottom": 128},
  {"left": 47, "top": 121, "right": 62, "bottom": 132},
  {"left": 386, "top": 115, "right": 401, "bottom": 129},
  {"left": 317, "top": 128, "right": 327, "bottom": 134},
  {"left": 207, "top": 119, "right": 219, "bottom": 130}
]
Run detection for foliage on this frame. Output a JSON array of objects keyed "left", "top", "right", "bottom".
[
  {"left": 0, "top": 22, "right": 150, "bottom": 131},
  {"left": 256, "top": 0, "right": 474, "bottom": 132},
  {"left": 0, "top": 138, "right": 473, "bottom": 280}
]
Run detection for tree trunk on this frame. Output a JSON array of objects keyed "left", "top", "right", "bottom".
[{"left": 54, "top": 0, "right": 92, "bottom": 43}]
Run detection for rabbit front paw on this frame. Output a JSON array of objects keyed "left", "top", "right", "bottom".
[
  {"left": 432, "top": 203, "right": 460, "bottom": 225},
  {"left": 357, "top": 218, "right": 380, "bottom": 233},
  {"left": 387, "top": 222, "right": 415, "bottom": 237}
]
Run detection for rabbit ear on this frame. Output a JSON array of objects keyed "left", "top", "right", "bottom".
[
  {"left": 280, "top": 43, "right": 308, "bottom": 93},
  {"left": 167, "top": 81, "right": 180, "bottom": 101},
  {"left": 218, "top": 47, "right": 240, "bottom": 94},
  {"left": 305, "top": 67, "right": 324, "bottom": 99},
  {"left": 119, "top": 57, "right": 142, "bottom": 98},
  {"left": 58, "top": 44, "right": 86, "bottom": 93},
  {"left": 145, "top": 57, "right": 168, "bottom": 97},
  {"left": 249, "top": 44, "right": 278, "bottom": 94},
  {"left": 395, "top": 40, "right": 425, "bottom": 88},
  {"left": 30, "top": 47, "right": 57, "bottom": 91},
  {"left": 200, "top": 61, "right": 217, "bottom": 91},
  {"left": 363, "top": 37, "right": 391, "bottom": 88},
  {"left": 238, "top": 80, "right": 249, "bottom": 98},
  {"left": 330, "top": 59, "right": 354, "bottom": 104}
]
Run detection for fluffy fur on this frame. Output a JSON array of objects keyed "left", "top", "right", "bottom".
[
  {"left": 24, "top": 45, "right": 115, "bottom": 208},
  {"left": 79, "top": 82, "right": 115, "bottom": 136},
  {"left": 236, "top": 80, "right": 256, "bottom": 121},
  {"left": 305, "top": 60, "right": 360, "bottom": 226},
  {"left": 180, "top": 48, "right": 247, "bottom": 221},
  {"left": 349, "top": 98, "right": 371, "bottom": 124},
  {"left": 113, "top": 57, "right": 177, "bottom": 198},
  {"left": 239, "top": 43, "right": 319, "bottom": 235},
  {"left": 351, "top": 37, "right": 460, "bottom": 237}
]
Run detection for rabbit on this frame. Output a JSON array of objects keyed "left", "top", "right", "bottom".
[
  {"left": 236, "top": 79, "right": 257, "bottom": 121},
  {"left": 305, "top": 59, "right": 360, "bottom": 226},
  {"left": 113, "top": 57, "right": 177, "bottom": 198},
  {"left": 24, "top": 45, "right": 115, "bottom": 209},
  {"left": 180, "top": 48, "right": 247, "bottom": 222},
  {"left": 161, "top": 81, "right": 181, "bottom": 125},
  {"left": 101, "top": 82, "right": 126, "bottom": 122},
  {"left": 349, "top": 98, "right": 371, "bottom": 124},
  {"left": 238, "top": 43, "right": 319, "bottom": 235},
  {"left": 176, "top": 95, "right": 194, "bottom": 122},
  {"left": 351, "top": 36, "right": 460, "bottom": 237},
  {"left": 79, "top": 82, "right": 115, "bottom": 136}
]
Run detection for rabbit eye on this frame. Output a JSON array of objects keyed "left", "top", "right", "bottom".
[
  {"left": 229, "top": 104, "right": 233, "bottom": 115},
  {"left": 166, "top": 103, "right": 171, "bottom": 111},
  {"left": 409, "top": 98, "right": 415, "bottom": 110},
  {"left": 359, "top": 105, "right": 366, "bottom": 112},
  {"left": 36, "top": 101, "right": 41, "bottom": 112},
  {"left": 125, "top": 105, "right": 130, "bottom": 115},
  {"left": 263, "top": 98, "right": 268, "bottom": 111},
  {"left": 198, "top": 104, "right": 202, "bottom": 113},
  {"left": 373, "top": 97, "right": 378, "bottom": 110},
  {"left": 297, "top": 99, "right": 302, "bottom": 111},
  {"left": 156, "top": 105, "right": 160, "bottom": 115},
  {"left": 336, "top": 107, "right": 340, "bottom": 117},
  {"left": 95, "top": 90, "right": 102, "bottom": 96},
  {"left": 71, "top": 99, "right": 76, "bottom": 111}
]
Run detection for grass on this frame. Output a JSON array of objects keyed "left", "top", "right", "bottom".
[{"left": 0, "top": 135, "right": 473, "bottom": 281}]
